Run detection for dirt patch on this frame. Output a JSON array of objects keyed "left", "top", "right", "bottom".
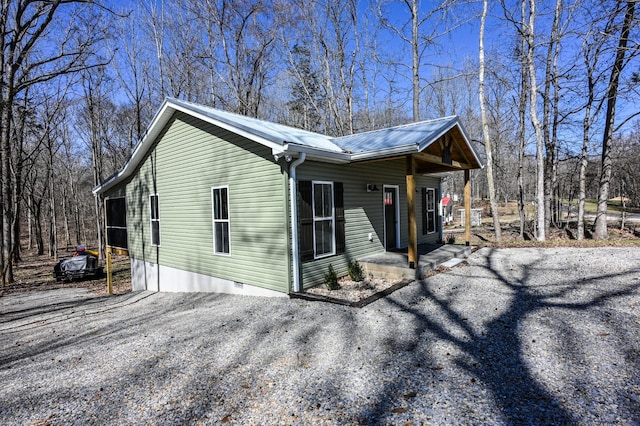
[{"left": 3, "top": 250, "right": 131, "bottom": 296}]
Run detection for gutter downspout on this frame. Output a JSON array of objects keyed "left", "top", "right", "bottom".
[{"left": 289, "top": 153, "right": 306, "bottom": 293}]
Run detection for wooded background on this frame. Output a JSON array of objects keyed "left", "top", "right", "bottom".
[{"left": 0, "top": 0, "right": 638, "bottom": 284}]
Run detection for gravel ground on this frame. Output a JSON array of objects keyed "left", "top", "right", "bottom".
[{"left": 1, "top": 247, "right": 639, "bottom": 425}]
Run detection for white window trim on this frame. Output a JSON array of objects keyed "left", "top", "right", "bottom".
[
  {"left": 427, "top": 187, "right": 437, "bottom": 234},
  {"left": 211, "top": 186, "right": 231, "bottom": 256},
  {"left": 149, "top": 194, "right": 160, "bottom": 247},
  {"left": 312, "top": 180, "right": 336, "bottom": 259}
]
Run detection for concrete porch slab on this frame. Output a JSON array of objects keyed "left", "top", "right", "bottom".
[{"left": 359, "top": 244, "right": 471, "bottom": 281}]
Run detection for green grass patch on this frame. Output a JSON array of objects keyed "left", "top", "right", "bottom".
[{"left": 567, "top": 199, "right": 639, "bottom": 214}]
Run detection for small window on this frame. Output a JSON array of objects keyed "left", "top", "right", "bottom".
[
  {"left": 212, "top": 186, "right": 230, "bottom": 255},
  {"left": 150, "top": 194, "right": 160, "bottom": 246},
  {"left": 426, "top": 188, "right": 436, "bottom": 234},
  {"left": 313, "top": 181, "right": 335, "bottom": 258},
  {"left": 106, "top": 197, "right": 127, "bottom": 249}
]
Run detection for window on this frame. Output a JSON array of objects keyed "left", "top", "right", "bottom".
[
  {"left": 299, "top": 181, "right": 344, "bottom": 261},
  {"left": 212, "top": 186, "right": 230, "bottom": 254},
  {"left": 150, "top": 194, "right": 160, "bottom": 246},
  {"left": 423, "top": 188, "right": 437, "bottom": 234},
  {"left": 106, "top": 197, "right": 127, "bottom": 249},
  {"left": 313, "top": 182, "right": 335, "bottom": 258}
]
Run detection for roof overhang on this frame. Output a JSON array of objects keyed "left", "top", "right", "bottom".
[
  {"left": 348, "top": 120, "right": 483, "bottom": 173},
  {"left": 350, "top": 143, "right": 420, "bottom": 161},
  {"left": 281, "top": 143, "right": 350, "bottom": 164},
  {"left": 94, "top": 98, "right": 290, "bottom": 195},
  {"left": 94, "top": 98, "right": 483, "bottom": 196}
]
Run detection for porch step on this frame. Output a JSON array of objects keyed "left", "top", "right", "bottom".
[
  {"left": 440, "top": 257, "right": 466, "bottom": 268},
  {"left": 359, "top": 244, "right": 471, "bottom": 281}
]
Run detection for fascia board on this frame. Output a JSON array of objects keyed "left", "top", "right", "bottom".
[
  {"left": 454, "top": 120, "right": 485, "bottom": 169},
  {"left": 349, "top": 143, "right": 420, "bottom": 161},
  {"left": 283, "top": 143, "right": 350, "bottom": 163},
  {"left": 93, "top": 100, "right": 175, "bottom": 195}
]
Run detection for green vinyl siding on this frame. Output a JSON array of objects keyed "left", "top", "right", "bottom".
[
  {"left": 297, "top": 159, "right": 441, "bottom": 289},
  {"left": 126, "top": 111, "right": 290, "bottom": 292}
]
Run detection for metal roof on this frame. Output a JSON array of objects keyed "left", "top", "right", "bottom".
[
  {"left": 93, "top": 98, "right": 482, "bottom": 195},
  {"left": 333, "top": 116, "right": 458, "bottom": 153},
  {"left": 171, "top": 98, "right": 343, "bottom": 153}
]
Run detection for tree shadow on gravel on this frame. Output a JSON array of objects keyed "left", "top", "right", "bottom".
[
  {"left": 360, "top": 248, "right": 640, "bottom": 425},
  {"left": 0, "top": 292, "right": 211, "bottom": 367},
  {"left": 3, "top": 251, "right": 640, "bottom": 425}
]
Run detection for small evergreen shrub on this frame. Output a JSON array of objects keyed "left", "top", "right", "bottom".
[
  {"left": 323, "top": 264, "right": 340, "bottom": 290},
  {"left": 348, "top": 260, "right": 364, "bottom": 282},
  {"left": 446, "top": 234, "right": 456, "bottom": 244}
]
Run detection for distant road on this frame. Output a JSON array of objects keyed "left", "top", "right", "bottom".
[
  {"left": 561, "top": 203, "right": 640, "bottom": 224},
  {"left": 582, "top": 211, "right": 640, "bottom": 224}
]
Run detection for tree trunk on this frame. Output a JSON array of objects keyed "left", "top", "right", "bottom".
[
  {"left": 62, "top": 185, "right": 71, "bottom": 249},
  {"left": 1, "top": 86, "right": 14, "bottom": 283},
  {"left": 12, "top": 188, "right": 22, "bottom": 263},
  {"left": 542, "top": 0, "right": 562, "bottom": 234},
  {"left": 525, "top": 0, "right": 546, "bottom": 241},
  {"left": 28, "top": 197, "right": 33, "bottom": 250},
  {"left": 411, "top": 0, "right": 420, "bottom": 121},
  {"left": 577, "top": 86, "right": 592, "bottom": 240},
  {"left": 31, "top": 196, "right": 44, "bottom": 256},
  {"left": 517, "top": 0, "right": 529, "bottom": 239},
  {"left": 479, "top": 0, "right": 502, "bottom": 242},
  {"left": 594, "top": 1, "right": 635, "bottom": 239},
  {"left": 47, "top": 144, "right": 57, "bottom": 259}
]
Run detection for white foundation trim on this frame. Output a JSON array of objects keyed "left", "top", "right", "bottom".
[{"left": 130, "top": 258, "right": 288, "bottom": 297}]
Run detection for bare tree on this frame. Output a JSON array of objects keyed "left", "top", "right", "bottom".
[
  {"left": 521, "top": 0, "right": 547, "bottom": 241},
  {"left": 516, "top": 2, "right": 529, "bottom": 239},
  {"left": 376, "top": 0, "right": 460, "bottom": 122},
  {"left": 202, "top": 0, "right": 281, "bottom": 116},
  {"left": 541, "top": 0, "right": 563, "bottom": 234},
  {"left": 594, "top": 0, "right": 636, "bottom": 239},
  {"left": 79, "top": 69, "right": 117, "bottom": 259},
  {"left": 0, "top": 0, "right": 111, "bottom": 284},
  {"left": 577, "top": 18, "right": 608, "bottom": 240},
  {"left": 479, "top": 0, "right": 502, "bottom": 242},
  {"left": 112, "top": 5, "right": 153, "bottom": 144}
]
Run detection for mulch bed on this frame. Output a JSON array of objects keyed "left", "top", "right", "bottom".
[
  {"left": 293, "top": 265, "right": 458, "bottom": 307},
  {"left": 292, "top": 278, "right": 413, "bottom": 308}
]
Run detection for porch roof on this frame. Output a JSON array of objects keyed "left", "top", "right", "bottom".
[{"left": 334, "top": 116, "right": 457, "bottom": 152}]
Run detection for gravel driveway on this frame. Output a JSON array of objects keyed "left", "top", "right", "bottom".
[{"left": 1, "top": 247, "right": 639, "bottom": 425}]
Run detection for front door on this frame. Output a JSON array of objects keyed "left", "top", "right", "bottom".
[{"left": 384, "top": 186, "right": 398, "bottom": 250}]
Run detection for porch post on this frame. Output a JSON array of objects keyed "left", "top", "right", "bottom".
[
  {"left": 406, "top": 155, "right": 417, "bottom": 268},
  {"left": 464, "top": 169, "right": 471, "bottom": 245}
]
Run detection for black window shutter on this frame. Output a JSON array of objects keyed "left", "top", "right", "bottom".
[
  {"left": 298, "top": 181, "right": 314, "bottom": 262},
  {"left": 422, "top": 187, "right": 427, "bottom": 235},
  {"left": 334, "top": 182, "right": 345, "bottom": 254},
  {"left": 436, "top": 187, "right": 440, "bottom": 233}
]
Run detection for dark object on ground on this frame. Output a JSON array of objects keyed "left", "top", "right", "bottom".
[{"left": 53, "top": 248, "right": 104, "bottom": 282}]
